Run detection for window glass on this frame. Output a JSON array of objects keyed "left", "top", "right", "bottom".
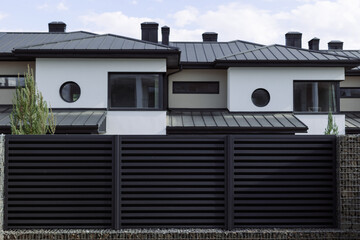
[
  {"left": 60, "top": 82, "right": 81, "bottom": 103},
  {"left": 294, "top": 81, "right": 338, "bottom": 112},
  {"left": 251, "top": 88, "right": 270, "bottom": 107},
  {"left": 173, "top": 82, "right": 219, "bottom": 94},
  {"left": 340, "top": 88, "right": 360, "bottom": 98},
  {"left": 0, "top": 76, "right": 25, "bottom": 87},
  {"left": 109, "top": 74, "right": 161, "bottom": 109}
]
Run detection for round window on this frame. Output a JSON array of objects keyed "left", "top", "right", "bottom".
[
  {"left": 60, "top": 82, "right": 81, "bottom": 103},
  {"left": 251, "top": 88, "right": 270, "bottom": 107}
]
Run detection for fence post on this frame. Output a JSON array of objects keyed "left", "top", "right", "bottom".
[
  {"left": 0, "top": 134, "right": 4, "bottom": 231},
  {"left": 225, "top": 135, "right": 234, "bottom": 230},
  {"left": 113, "top": 135, "right": 121, "bottom": 230}
]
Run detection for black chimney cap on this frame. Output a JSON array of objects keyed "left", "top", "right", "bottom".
[
  {"left": 308, "top": 37, "right": 320, "bottom": 51},
  {"left": 202, "top": 32, "right": 218, "bottom": 42},
  {"left": 328, "top": 40, "right": 343, "bottom": 50},
  {"left": 48, "top": 21, "right": 66, "bottom": 33}
]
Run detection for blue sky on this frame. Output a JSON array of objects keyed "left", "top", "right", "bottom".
[{"left": 1, "top": 0, "right": 359, "bottom": 49}]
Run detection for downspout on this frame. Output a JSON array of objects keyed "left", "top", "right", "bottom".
[{"left": 164, "top": 65, "right": 183, "bottom": 110}]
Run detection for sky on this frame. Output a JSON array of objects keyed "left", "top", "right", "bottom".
[{"left": 0, "top": 0, "right": 359, "bottom": 49}]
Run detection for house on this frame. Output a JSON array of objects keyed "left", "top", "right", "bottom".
[{"left": 0, "top": 21, "right": 360, "bottom": 135}]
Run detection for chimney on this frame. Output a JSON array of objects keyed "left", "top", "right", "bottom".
[
  {"left": 308, "top": 38, "right": 320, "bottom": 50},
  {"left": 328, "top": 40, "right": 343, "bottom": 50},
  {"left": 202, "top": 32, "right": 218, "bottom": 42},
  {"left": 141, "top": 22, "right": 158, "bottom": 43},
  {"left": 285, "top": 31, "right": 302, "bottom": 48},
  {"left": 161, "top": 26, "right": 170, "bottom": 45},
  {"left": 48, "top": 21, "right": 66, "bottom": 33}
]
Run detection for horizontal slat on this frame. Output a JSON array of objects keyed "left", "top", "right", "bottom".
[
  {"left": 234, "top": 219, "right": 334, "bottom": 223},
  {"left": 122, "top": 162, "right": 224, "bottom": 167},
  {"left": 8, "top": 207, "right": 112, "bottom": 211},
  {"left": 234, "top": 187, "right": 333, "bottom": 192},
  {"left": 121, "top": 212, "right": 223, "bottom": 217},
  {"left": 234, "top": 193, "right": 333, "bottom": 198},
  {"left": 235, "top": 199, "right": 333, "bottom": 205},
  {"left": 9, "top": 143, "right": 112, "bottom": 149},
  {"left": 123, "top": 143, "right": 224, "bottom": 148},
  {"left": 122, "top": 181, "right": 224, "bottom": 186},
  {"left": 8, "top": 194, "right": 112, "bottom": 199},
  {"left": 235, "top": 206, "right": 333, "bottom": 211},
  {"left": 122, "top": 150, "right": 224, "bottom": 155},
  {"left": 234, "top": 150, "right": 333, "bottom": 155},
  {"left": 122, "top": 188, "right": 224, "bottom": 192},
  {"left": 234, "top": 169, "right": 332, "bottom": 173},
  {"left": 8, "top": 213, "right": 111, "bottom": 218},
  {"left": 8, "top": 188, "right": 112, "bottom": 193},
  {"left": 122, "top": 206, "right": 224, "bottom": 211},
  {"left": 7, "top": 219, "right": 112, "bottom": 224},
  {"left": 234, "top": 143, "right": 333, "bottom": 149},
  {"left": 8, "top": 150, "right": 112, "bottom": 155},
  {"left": 120, "top": 219, "right": 224, "bottom": 224},
  {"left": 8, "top": 182, "right": 112, "bottom": 186},
  {"left": 234, "top": 212, "right": 333, "bottom": 217},
  {"left": 234, "top": 162, "right": 333, "bottom": 167},
  {"left": 121, "top": 200, "right": 225, "bottom": 205},
  {"left": 234, "top": 181, "right": 333, "bottom": 186}
]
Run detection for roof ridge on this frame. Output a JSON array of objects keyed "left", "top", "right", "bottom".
[
  {"left": 217, "top": 44, "right": 273, "bottom": 60},
  {"left": 217, "top": 43, "right": 360, "bottom": 61},
  {"left": 14, "top": 34, "right": 103, "bottom": 50},
  {"left": 15, "top": 33, "right": 178, "bottom": 50},
  {"left": 1, "top": 31, "right": 97, "bottom": 35}
]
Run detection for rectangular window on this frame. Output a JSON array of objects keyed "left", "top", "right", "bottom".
[
  {"left": 294, "top": 81, "right": 339, "bottom": 113},
  {"left": 108, "top": 73, "right": 162, "bottom": 110},
  {"left": 0, "top": 76, "right": 25, "bottom": 88},
  {"left": 173, "top": 81, "right": 219, "bottom": 94},
  {"left": 340, "top": 88, "right": 360, "bottom": 98}
]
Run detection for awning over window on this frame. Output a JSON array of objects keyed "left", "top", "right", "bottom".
[
  {"left": 0, "top": 107, "right": 106, "bottom": 134},
  {"left": 167, "top": 110, "right": 308, "bottom": 134},
  {"left": 344, "top": 112, "right": 360, "bottom": 134}
]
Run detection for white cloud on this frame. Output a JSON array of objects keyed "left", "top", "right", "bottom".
[
  {"left": 131, "top": 0, "right": 138, "bottom": 5},
  {"left": 78, "top": 0, "right": 360, "bottom": 49},
  {"left": 79, "top": 11, "right": 163, "bottom": 38},
  {"left": 37, "top": 3, "right": 49, "bottom": 10},
  {"left": 57, "top": 2, "right": 68, "bottom": 11},
  {"left": 171, "top": 6, "right": 199, "bottom": 27},
  {"left": 0, "top": 13, "right": 7, "bottom": 21}
]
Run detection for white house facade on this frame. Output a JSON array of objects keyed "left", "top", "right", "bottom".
[{"left": 0, "top": 22, "right": 360, "bottom": 135}]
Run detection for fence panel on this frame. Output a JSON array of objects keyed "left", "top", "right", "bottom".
[
  {"left": 4, "top": 135, "right": 114, "bottom": 229},
  {"left": 233, "top": 135, "right": 337, "bottom": 228},
  {"left": 4, "top": 134, "right": 337, "bottom": 230},
  {"left": 118, "top": 136, "right": 226, "bottom": 228}
]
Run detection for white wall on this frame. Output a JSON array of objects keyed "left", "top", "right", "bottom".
[
  {"left": 0, "top": 61, "right": 35, "bottom": 105},
  {"left": 106, "top": 111, "right": 166, "bottom": 135},
  {"left": 168, "top": 70, "right": 227, "bottom": 109},
  {"left": 227, "top": 67, "right": 344, "bottom": 112},
  {"left": 36, "top": 58, "right": 166, "bottom": 108},
  {"left": 295, "top": 114, "right": 345, "bottom": 135},
  {"left": 36, "top": 58, "right": 167, "bottom": 135}
]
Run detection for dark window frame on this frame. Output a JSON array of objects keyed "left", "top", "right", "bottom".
[
  {"left": 340, "top": 87, "right": 360, "bottom": 98},
  {"left": 108, "top": 72, "right": 164, "bottom": 111},
  {"left": 172, "top": 81, "right": 220, "bottom": 94},
  {"left": 59, "top": 81, "right": 81, "bottom": 103},
  {"left": 0, "top": 75, "right": 25, "bottom": 89},
  {"left": 293, "top": 80, "right": 340, "bottom": 114},
  {"left": 251, "top": 88, "right": 270, "bottom": 107}
]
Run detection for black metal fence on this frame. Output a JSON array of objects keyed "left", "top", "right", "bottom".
[{"left": 4, "top": 135, "right": 337, "bottom": 230}]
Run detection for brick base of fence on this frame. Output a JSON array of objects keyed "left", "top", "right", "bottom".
[{"left": 2, "top": 229, "right": 360, "bottom": 240}]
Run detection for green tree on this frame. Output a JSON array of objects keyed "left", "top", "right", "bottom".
[
  {"left": 324, "top": 111, "right": 338, "bottom": 135},
  {"left": 10, "top": 66, "right": 55, "bottom": 135}
]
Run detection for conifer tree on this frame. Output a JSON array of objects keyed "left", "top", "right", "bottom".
[
  {"left": 10, "top": 66, "right": 55, "bottom": 135},
  {"left": 324, "top": 111, "right": 338, "bottom": 135}
]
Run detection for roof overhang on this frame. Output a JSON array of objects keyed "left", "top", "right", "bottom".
[
  {"left": 0, "top": 107, "right": 107, "bottom": 134},
  {"left": 167, "top": 110, "right": 308, "bottom": 135},
  {"left": 12, "top": 49, "right": 181, "bottom": 68},
  {"left": 215, "top": 60, "right": 360, "bottom": 68}
]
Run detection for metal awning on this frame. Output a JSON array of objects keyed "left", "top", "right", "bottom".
[
  {"left": 167, "top": 110, "right": 308, "bottom": 134},
  {"left": 0, "top": 107, "right": 106, "bottom": 134},
  {"left": 344, "top": 112, "right": 360, "bottom": 134}
]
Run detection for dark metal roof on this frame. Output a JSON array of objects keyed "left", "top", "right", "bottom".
[
  {"left": 16, "top": 34, "right": 178, "bottom": 51},
  {"left": 167, "top": 110, "right": 308, "bottom": 134},
  {"left": 324, "top": 50, "right": 360, "bottom": 72},
  {"left": 344, "top": 112, "right": 360, "bottom": 134},
  {"left": 169, "top": 40, "right": 263, "bottom": 63},
  {"left": 218, "top": 44, "right": 357, "bottom": 61},
  {"left": 0, "top": 107, "right": 106, "bottom": 134},
  {"left": 0, "top": 32, "right": 96, "bottom": 54}
]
